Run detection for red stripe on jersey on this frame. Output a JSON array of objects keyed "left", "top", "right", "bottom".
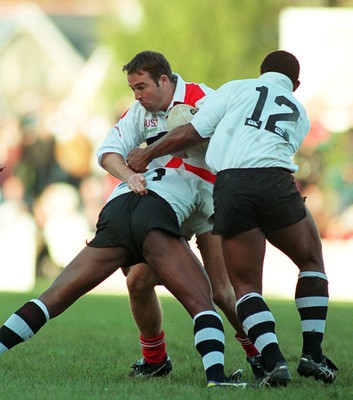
[
  {"left": 165, "top": 157, "right": 183, "bottom": 168},
  {"left": 183, "top": 83, "right": 207, "bottom": 107},
  {"left": 183, "top": 162, "right": 216, "bottom": 184},
  {"left": 120, "top": 108, "right": 130, "bottom": 119},
  {"left": 165, "top": 158, "right": 215, "bottom": 184}
]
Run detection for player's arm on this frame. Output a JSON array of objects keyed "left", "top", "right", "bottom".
[
  {"left": 101, "top": 152, "right": 137, "bottom": 181},
  {"left": 101, "top": 152, "right": 148, "bottom": 196},
  {"left": 98, "top": 108, "right": 149, "bottom": 195},
  {"left": 127, "top": 123, "right": 204, "bottom": 173}
]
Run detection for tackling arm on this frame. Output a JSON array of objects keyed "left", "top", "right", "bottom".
[{"left": 127, "top": 123, "right": 204, "bottom": 172}]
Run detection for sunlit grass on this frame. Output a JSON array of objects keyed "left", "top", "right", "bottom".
[{"left": 0, "top": 284, "right": 351, "bottom": 400}]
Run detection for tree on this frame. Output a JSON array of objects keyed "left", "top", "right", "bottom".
[{"left": 99, "top": 0, "right": 286, "bottom": 109}]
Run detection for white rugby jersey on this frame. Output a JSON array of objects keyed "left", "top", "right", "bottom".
[
  {"left": 107, "top": 168, "right": 214, "bottom": 226},
  {"left": 96, "top": 74, "right": 216, "bottom": 184},
  {"left": 191, "top": 72, "right": 310, "bottom": 173}
]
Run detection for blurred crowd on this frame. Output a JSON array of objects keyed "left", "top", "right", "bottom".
[
  {"left": 0, "top": 94, "right": 121, "bottom": 278},
  {"left": 295, "top": 124, "right": 353, "bottom": 241},
  {"left": 1, "top": 94, "right": 353, "bottom": 279}
]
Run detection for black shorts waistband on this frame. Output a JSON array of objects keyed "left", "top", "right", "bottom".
[{"left": 217, "top": 167, "right": 292, "bottom": 176}]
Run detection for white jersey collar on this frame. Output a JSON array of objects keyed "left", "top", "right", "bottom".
[
  {"left": 167, "top": 73, "right": 186, "bottom": 111},
  {"left": 153, "top": 73, "right": 185, "bottom": 116},
  {"left": 259, "top": 71, "right": 294, "bottom": 92}
]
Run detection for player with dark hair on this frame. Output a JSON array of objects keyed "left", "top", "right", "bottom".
[
  {"left": 260, "top": 49, "right": 300, "bottom": 85},
  {"left": 126, "top": 50, "right": 338, "bottom": 387},
  {"left": 122, "top": 50, "right": 178, "bottom": 87},
  {"left": 0, "top": 166, "right": 250, "bottom": 388},
  {"left": 97, "top": 50, "right": 264, "bottom": 380}
]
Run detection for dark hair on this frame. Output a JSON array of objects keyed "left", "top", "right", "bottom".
[
  {"left": 260, "top": 50, "right": 300, "bottom": 85},
  {"left": 122, "top": 50, "right": 177, "bottom": 85}
]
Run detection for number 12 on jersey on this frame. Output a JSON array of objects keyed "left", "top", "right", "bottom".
[{"left": 245, "top": 86, "right": 300, "bottom": 143}]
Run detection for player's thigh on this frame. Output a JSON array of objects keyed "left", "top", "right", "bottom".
[
  {"left": 143, "top": 229, "right": 214, "bottom": 316},
  {"left": 143, "top": 230, "right": 208, "bottom": 288},
  {"left": 221, "top": 228, "right": 266, "bottom": 289},
  {"left": 40, "top": 245, "right": 129, "bottom": 316},
  {"left": 266, "top": 212, "right": 324, "bottom": 270}
]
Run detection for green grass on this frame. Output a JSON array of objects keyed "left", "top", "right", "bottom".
[{"left": 0, "top": 282, "right": 352, "bottom": 400}]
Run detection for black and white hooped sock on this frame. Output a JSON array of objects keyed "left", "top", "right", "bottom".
[
  {"left": 295, "top": 271, "right": 329, "bottom": 362},
  {"left": 193, "top": 310, "right": 226, "bottom": 382},
  {"left": 0, "top": 299, "right": 50, "bottom": 354},
  {"left": 236, "top": 292, "right": 285, "bottom": 372}
]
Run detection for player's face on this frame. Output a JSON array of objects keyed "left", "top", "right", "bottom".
[{"left": 128, "top": 71, "right": 171, "bottom": 113}]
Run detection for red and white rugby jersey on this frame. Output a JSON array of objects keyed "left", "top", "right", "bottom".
[
  {"left": 96, "top": 74, "right": 216, "bottom": 184},
  {"left": 107, "top": 167, "right": 214, "bottom": 226}
]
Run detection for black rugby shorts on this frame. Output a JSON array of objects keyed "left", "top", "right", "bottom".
[
  {"left": 212, "top": 168, "right": 306, "bottom": 236},
  {"left": 88, "top": 190, "right": 181, "bottom": 264}
]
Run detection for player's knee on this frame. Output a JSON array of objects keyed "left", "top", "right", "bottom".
[{"left": 126, "top": 265, "right": 157, "bottom": 296}]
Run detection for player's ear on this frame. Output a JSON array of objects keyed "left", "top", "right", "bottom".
[
  {"left": 159, "top": 74, "right": 169, "bottom": 86},
  {"left": 293, "top": 80, "right": 300, "bottom": 92}
]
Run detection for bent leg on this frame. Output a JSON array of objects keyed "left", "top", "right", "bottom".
[
  {"left": 0, "top": 245, "right": 129, "bottom": 355},
  {"left": 197, "top": 231, "right": 262, "bottom": 377},
  {"left": 197, "top": 232, "right": 243, "bottom": 333},
  {"left": 143, "top": 231, "right": 214, "bottom": 317},
  {"left": 221, "top": 229, "right": 286, "bottom": 373},
  {"left": 265, "top": 210, "right": 324, "bottom": 273},
  {"left": 142, "top": 230, "right": 226, "bottom": 383},
  {"left": 266, "top": 213, "right": 329, "bottom": 364},
  {"left": 221, "top": 228, "right": 266, "bottom": 300},
  {"left": 124, "top": 264, "right": 167, "bottom": 365},
  {"left": 125, "top": 264, "right": 162, "bottom": 338},
  {"left": 40, "top": 245, "right": 130, "bottom": 317}
]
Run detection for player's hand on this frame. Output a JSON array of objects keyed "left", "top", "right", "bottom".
[
  {"left": 126, "top": 173, "right": 148, "bottom": 195},
  {"left": 171, "top": 151, "right": 188, "bottom": 158},
  {"left": 127, "top": 148, "right": 150, "bottom": 172}
]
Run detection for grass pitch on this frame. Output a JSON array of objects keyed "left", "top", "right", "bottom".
[{"left": 0, "top": 282, "right": 351, "bottom": 400}]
